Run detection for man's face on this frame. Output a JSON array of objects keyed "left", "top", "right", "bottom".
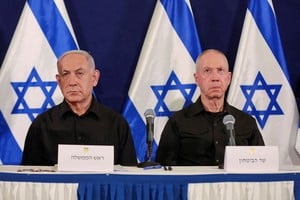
[
  {"left": 194, "top": 52, "right": 231, "bottom": 100},
  {"left": 56, "top": 53, "right": 99, "bottom": 105}
]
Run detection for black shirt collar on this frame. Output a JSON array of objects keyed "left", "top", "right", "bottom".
[
  {"left": 59, "top": 97, "right": 100, "bottom": 119},
  {"left": 189, "top": 96, "right": 231, "bottom": 116}
]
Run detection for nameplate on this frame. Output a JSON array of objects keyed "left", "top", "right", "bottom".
[
  {"left": 57, "top": 144, "right": 114, "bottom": 172},
  {"left": 224, "top": 146, "right": 279, "bottom": 172}
]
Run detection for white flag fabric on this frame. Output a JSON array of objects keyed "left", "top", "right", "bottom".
[
  {"left": 227, "top": 0, "right": 300, "bottom": 167},
  {"left": 122, "top": 0, "right": 202, "bottom": 162},
  {"left": 0, "top": 0, "right": 78, "bottom": 164}
]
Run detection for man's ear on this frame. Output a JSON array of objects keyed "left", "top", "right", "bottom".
[
  {"left": 93, "top": 69, "right": 100, "bottom": 86},
  {"left": 56, "top": 74, "right": 60, "bottom": 83},
  {"left": 194, "top": 72, "right": 197, "bottom": 82},
  {"left": 56, "top": 74, "right": 62, "bottom": 89},
  {"left": 194, "top": 72, "right": 200, "bottom": 87},
  {"left": 228, "top": 72, "right": 232, "bottom": 86}
]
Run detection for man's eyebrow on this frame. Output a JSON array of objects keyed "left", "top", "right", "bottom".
[
  {"left": 75, "top": 67, "right": 85, "bottom": 72},
  {"left": 61, "top": 69, "right": 70, "bottom": 74}
]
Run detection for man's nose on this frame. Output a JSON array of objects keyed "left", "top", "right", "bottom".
[
  {"left": 67, "top": 74, "right": 78, "bottom": 85},
  {"left": 211, "top": 71, "right": 221, "bottom": 81}
]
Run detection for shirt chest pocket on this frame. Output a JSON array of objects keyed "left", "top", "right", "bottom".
[
  {"left": 177, "top": 123, "right": 212, "bottom": 147},
  {"left": 235, "top": 130, "right": 252, "bottom": 145},
  {"left": 177, "top": 122, "right": 209, "bottom": 138}
]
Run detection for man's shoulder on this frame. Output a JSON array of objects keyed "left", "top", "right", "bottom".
[
  {"left": 33, "top": 103, "right": 62, "bottom": 119},
  {"left": 170, "top": 101, "right": 198, "bottom": 119},
  {"left": 226, "top": 104, "right": 255, "bottom": 121},
  {"left": 94, "top": 101, "right": 127, "bottom": 121}
]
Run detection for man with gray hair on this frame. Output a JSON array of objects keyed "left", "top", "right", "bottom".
[
  {"left": 22, "top": 50, "right": 137, "bottom": 166},
  {"left": 156, "top": 49, "right": 264, "bottom": 166}
]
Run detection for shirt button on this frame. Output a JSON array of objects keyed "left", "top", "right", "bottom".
[
  {"left": 215, "top": 141, "right": 219, "bottom": 144},
  {"left": 78, "top": 136, "right": 82, "bottom": 141},
  {"left": 216, "top": 159, "right": 219, "bottom": 163},
  {"left": 213, "top": 123, "right": 217, "bottom": 127}
]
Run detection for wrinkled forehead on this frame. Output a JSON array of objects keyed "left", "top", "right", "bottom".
[
  {"left": 197, "top": 51, "right": 229, "bottom": 70},
  {"left": 58, "top": 53, "right": 94, "bottom": 72}
]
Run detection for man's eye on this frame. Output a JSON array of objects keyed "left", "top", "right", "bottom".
[
  {"left": 218, "top": 68, "right": 225, "bottom": 74},
  {"left": 203, "top": 69, "right": 211, "bottom": 74}
]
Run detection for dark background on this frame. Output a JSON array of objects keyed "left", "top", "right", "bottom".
[{"left": 1, "top": 0, "right": 300, "bottom": 112}]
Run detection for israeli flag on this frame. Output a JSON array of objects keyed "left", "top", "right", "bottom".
[
  {"left": 0, "top": 0, "right": 78, "bottom": 164},
  {"left": 122, "top": 0, "right": 202, "bottom": 162},
  {"left": 227, "top": 0, "right": 300, "bottom": 167}
]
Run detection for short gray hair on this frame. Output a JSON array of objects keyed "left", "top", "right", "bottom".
[{"left": 57, "top": 50, "right": 96, "bottom": 71}]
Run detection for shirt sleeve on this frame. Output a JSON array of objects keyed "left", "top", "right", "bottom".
[
  {"left": 250, "top": 118, "right": 265, "bottom": 145},
  {"left": 117, "top": 117, "right": 137, "bottom": 166},
  {"left": 155, "top": 117, "right": 179, "bottom": 166},
  {"left": 22, "top": 123, "right": 43, "bottom": 165}
]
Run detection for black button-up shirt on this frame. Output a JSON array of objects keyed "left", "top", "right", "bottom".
[
  {"left": 22, "top": 98, "right": 137, "bottom": 166},
  {"left": 156, "top": 97, "right": 265, "bottom": 166}
]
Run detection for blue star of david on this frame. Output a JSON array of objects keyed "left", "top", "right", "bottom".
[
  {"left": 11, "top": 67, "right": 57, "bottom": 121},
  {"left": 240, "top": 71, "right": 283, "bottom": 129},
  {"left": 151, "top": 71, "right": 196, "bottom": 116}
]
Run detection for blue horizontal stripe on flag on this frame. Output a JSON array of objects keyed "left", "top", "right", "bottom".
[
  {"left": 122, "top": 98, "right": 158, "bottom": 162},
  {"left": 249, "top": 0, "right": 290, "bottom": 82},
  {"left": 0, "top": 111, "right": 22, "bottom": 164},
  {"left": 28, "top": 0, "right": 78, "bottom": 58},
  {"left": 161, "top": 0, "right": 201, "bottom": 62}
]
